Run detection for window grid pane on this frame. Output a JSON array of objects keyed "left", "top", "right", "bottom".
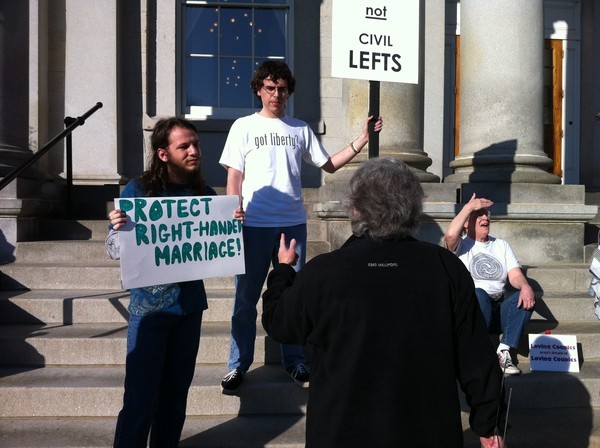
[{"left": 184, "top": 1, "right": 289, "bottom": 111}]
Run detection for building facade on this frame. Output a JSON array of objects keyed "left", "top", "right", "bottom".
[{"left": 1, "top": 0, "right": 599, "bottom": 262}]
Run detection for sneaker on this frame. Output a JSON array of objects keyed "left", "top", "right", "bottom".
[
  {"left": 286, "top": 363, "right": 310, "bottom": 388},
  {"left": 221, "top": 369, "right": 245, "bottom": 395},
  {"left": 498, "top": 350, "right": 521, "bottom": 375}
]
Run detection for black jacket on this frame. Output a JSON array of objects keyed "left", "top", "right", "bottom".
[{"left": 262, "top": 235, "right": 506, "bottom": 448}]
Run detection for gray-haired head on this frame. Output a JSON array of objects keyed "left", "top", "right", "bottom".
[{"left": 348, "top": 157, "right": 423, "bottom": 240}]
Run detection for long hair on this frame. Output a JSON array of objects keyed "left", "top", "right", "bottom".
[
  {"left": 140, "top": 117, "right": 206, "bottom": 196},
  {"left": 348, "top": 158, "right": 423, "bottom": 240},
  {"left": 250, "top": 60, "right": 296, "bottom": 95}
]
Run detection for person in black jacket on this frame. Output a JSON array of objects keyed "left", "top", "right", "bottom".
[{"left": 261, "top": 157, "right": 507, "bottom": 448}]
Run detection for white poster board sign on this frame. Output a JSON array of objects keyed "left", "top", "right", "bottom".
[
  {"left": 115, "top": 195, "right": 245, "bottom": 289},
  {"left": 331, "top": 0, "right": 420, "bottom": 83},
  {"left": 528, "top": 334, "right": 579, "bottom": 372}
]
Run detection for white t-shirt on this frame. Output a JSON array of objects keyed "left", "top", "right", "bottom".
[
  {"left": 454, "top": 236, "right": 521, "bottom": 297},
  {"left": 219, "top": 113, "right": 330, "bottom": 226}
]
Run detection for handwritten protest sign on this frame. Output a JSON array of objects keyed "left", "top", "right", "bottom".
[{"left": 115, "top": 195, "right": 245, "bottom": 289}]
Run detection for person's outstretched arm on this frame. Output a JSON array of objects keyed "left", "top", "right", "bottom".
[{"left": 321, "top": 115, "right": 383, "bottom": 173}]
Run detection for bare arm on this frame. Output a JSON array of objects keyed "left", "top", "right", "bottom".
[
  {"left": 106, "top": 208, "right": 127, "bottom": 260},
  {"left": 321, "top": 115, "right": 383, "bottom": 174},
  {"left": 226, "top": 166, "right": 243, "bottom": 197},
  {"left": 508, "top": 267, "right": 535, "bottom": 310},
  {"left": 444, "top": 193, "right": 493, "bottom": 252},
  {"left": 226, "top": 167, "right": 245, "bottom": 221}
]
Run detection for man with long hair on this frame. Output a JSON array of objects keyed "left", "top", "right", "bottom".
[{"left": 106, "top": 117, "right": 216, "bottom": 447}]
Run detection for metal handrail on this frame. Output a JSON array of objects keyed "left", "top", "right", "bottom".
[{"left": 0, "top": 102, "right": 103, "bottom": 193}]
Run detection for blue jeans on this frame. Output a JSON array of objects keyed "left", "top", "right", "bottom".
[
  {"left": 228, "top": 224, "right": 307, "bottom": 372},
  {"left": 113, "top": 311, "right": 202, "bottom": 448},
  {"left": 475, "top": 288, "right": 532, "bottom": 349}
]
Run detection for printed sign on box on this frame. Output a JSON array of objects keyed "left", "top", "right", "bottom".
[
  {"left": 115, "top": 195, "right": 245, "bottom": 289},
  {"left": 528, "top": 334, "right": 579, "bottom": 372},
  {"left": 331, "top": 0, "right": 420, "bottom": 83}
]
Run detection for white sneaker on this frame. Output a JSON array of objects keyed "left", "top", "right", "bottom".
[{"left": 498, "top": 349, "right": 521, "bottom": 375}]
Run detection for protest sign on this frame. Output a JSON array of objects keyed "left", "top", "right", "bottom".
[
  {"left": 331, "top": 0, "right": 420, "bottom": 83},
  {"left": 529, "top": 333, "right": 580, "bottom": 372},
  {"left": 115, "top": 195, "right": 244, "bottom": 289}
]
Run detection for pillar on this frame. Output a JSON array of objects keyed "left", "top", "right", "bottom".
[{"left": 445, "top": 0, "right": 560, "bottom": 184}]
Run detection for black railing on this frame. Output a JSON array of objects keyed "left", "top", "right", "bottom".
[{"left": 0, "top": 102, "right": 103, "bottom": 216}]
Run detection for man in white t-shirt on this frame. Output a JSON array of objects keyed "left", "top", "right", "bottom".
[
  {"left": 444, "top": 193, "right": 535, "bottom": 375},
  {"left": 218, "top": 60, "right": 383, "bottom": 394}
]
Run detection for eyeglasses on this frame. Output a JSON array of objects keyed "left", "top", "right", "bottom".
[{"left": 262, "top": 85, "right": 289, "bottom": 96}]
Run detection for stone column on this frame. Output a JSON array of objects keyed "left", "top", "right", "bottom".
[
  {"left": 0, "top": 1, "right": 34, "bottom": 261},
  {"left": 445, "top": 0, "right": 560, "bottom": 184},
  {"left": 317, "top": 78, "right": 442, "bottom": 248},
  {"left": 333, "top": 79, "right": 440, "bottom": 183},
  {"left": 65, "top": 0, "right": 119, "bottom": 184},
  {"left": 0, "top": 1, "right": 33, "bottom": 176},
  {"left": 318, "top": 78, "right": 440, "bottom": 205}
]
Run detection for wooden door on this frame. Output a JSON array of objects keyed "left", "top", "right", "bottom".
[{"left": 453, "top": 37, "right": 563, "bottom": 177}]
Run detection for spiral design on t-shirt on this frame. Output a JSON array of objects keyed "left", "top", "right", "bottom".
[{"left": 470, "top": 252, "right": 503, "bottom": 281}]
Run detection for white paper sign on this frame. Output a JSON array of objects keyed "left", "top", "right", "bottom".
[
  {"left": 331, "top": 0, "right": 420, "bottom": 83},
  {"left": 528, "top": 334, "right": 579, "bottom": 372},
  {"left": 115, "top": 195, "right": 245, "bottom": 289}
]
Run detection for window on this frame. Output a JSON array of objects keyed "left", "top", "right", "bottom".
[{"left": 181, "top": 0, "right": 292, "bottom": 119}]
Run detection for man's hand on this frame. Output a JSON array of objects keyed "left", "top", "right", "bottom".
[
  {"left": 233, "top": 206, "right": 245, "bottom": 223},
  {"left": 277, "top": 233, "right": 299, "bottom": 266},
  {"left": 108, "top": 209, "right": 127, "bottom": 231},
  {"left": 480, "top": 434, "right": 506, "bottom": 447}
]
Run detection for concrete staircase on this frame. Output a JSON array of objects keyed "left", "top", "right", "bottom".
[{"left": 1, "top": 189, "right": 600, "bottom": 447}]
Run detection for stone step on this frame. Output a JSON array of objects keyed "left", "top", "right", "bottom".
[
  {"left": 16, "top": 240, "right": 111, "bottom": 263},
  {"left": 1, "top": 289, "right": 598, "bottom": 326},
  {"left": 1, "top": 409, "right": 599, "bottom": 448},
  {"left": 0, "top": 289, "right": 245, "bottom": 324},
  {"left": 1, "top": 320, "right": 598, "bottom": 367},
  {"left": 1, "top": 261, "right": 593, "bottom": 292},
  {"left": 0, "top": 364, "right": 308, "bottom": 418},
  {"left": 0, "top": 242, "right": 330, "bottom": 290},
  {"left": 502, "top": 359, "right": 600, "bottom": 409},
  {"left": 0, "top": 263, "right": 237, "bottom": 290},
  {"left": 524, "top": 264, "right": 591, "bottom": 292},
  {"left": 0, "top": 322, "right": 282, "bottom": 366},
  {"left": 0, "top": 415, "right": 306, "bottom": 448},
  {"left": 516, "top": 320, "right": 600, "bottom": 360},
  {"left": 532, "top": 291, "right": 600, "bottom": 321},
  {"left": 1, "top": 318, "right": 599, "bottom": 368},
  {"left": 12, "top": 237, "right": 329, "bottom": 265},
  {"left": 19, "top": 217, "right": 328, "bottom": 246},
  {"left": 1, "top": 360, "right": 599, "bottom": 418},
  {"left": 0, "top": 262, "right": 122, "bottom": 290},
  {"left": 32, "top": 219, "right": 112, "bottom": 241}
]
